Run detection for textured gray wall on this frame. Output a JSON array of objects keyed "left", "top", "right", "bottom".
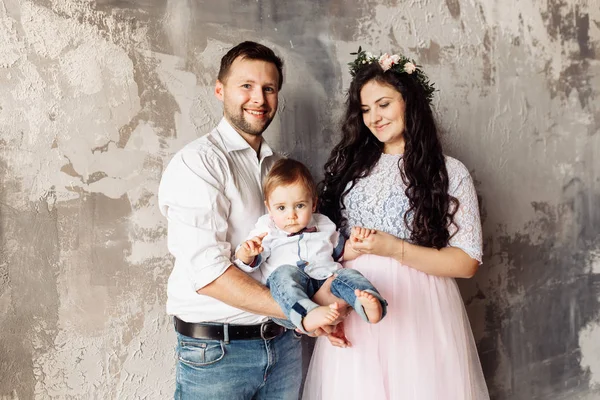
[{"left": 1, "top": 0, "right": 599, "bottom": 399}]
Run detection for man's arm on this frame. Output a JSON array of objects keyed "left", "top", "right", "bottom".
[
  {"left": 197, "top": 265, "right": 286, "bottom": 319},
  {"left": 159, "top": 147, "right": 285, "bottom": 318}
]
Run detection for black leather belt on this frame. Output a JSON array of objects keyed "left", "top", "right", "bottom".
[{"left": 174, "top": 316, "right": 287, "bottom": 342}]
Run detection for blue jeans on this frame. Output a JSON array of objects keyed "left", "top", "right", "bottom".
[
  {"left": 175, "top": 329, "right": 302, "bottom": 399},
  {"left": 266, "top": 265, "right": 388, "bottom": 332}
]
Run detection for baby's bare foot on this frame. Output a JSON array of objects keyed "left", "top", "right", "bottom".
[
  {"left": 302, "top": 304, "right": 340, "bottom": 332},
  {"left": 356, "top": 289, "right": 383, "bottom": 323}
]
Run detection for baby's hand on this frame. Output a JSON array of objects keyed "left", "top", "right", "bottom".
[
  {"left": 350, "top": 226, "right": 376, "bottom": 243},
  {"left": 243, "top": 233, "right": 267, "bottom": 255},
  {"left": 237, "top": 232, "right": 268, "bottom": 264}
]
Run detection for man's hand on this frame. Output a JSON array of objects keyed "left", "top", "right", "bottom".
[
  {"left": 296, "top": 325, "right": 334, "bottom": 337},
  {"left": 294, "top": 304, "right": 351, "bottom": 347},
  {"left": 235, "top": 232, "right": 268, "bottom": 264},
  {"left": 326, "top": 321, "right": 351, "bottom": 348},
  {"left": 296, "top": 322, "right": 350, "bottom": 348}
]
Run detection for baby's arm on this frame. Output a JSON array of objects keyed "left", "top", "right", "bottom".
[
  {"left": 343, "top": 226, "right": 376, "bottom": 261},
  {"left": 235, "top": 232, "right": 268, "bottom": 265}
]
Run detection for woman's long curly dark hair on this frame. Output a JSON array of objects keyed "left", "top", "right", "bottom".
[{"left": 318, "top": 62, "right": 458, "bottom": 249}]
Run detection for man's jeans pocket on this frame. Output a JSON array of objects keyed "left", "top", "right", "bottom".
[{"left": 178, "top": 338, "right": 225, "bottom": 367}]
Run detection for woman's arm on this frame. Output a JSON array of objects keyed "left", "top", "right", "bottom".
[
  {"left": 350, "top": 231, "right": 479, "bottom": 279},
  {"left": 351, "top": 159, "right": 483, "bottom": 278}
]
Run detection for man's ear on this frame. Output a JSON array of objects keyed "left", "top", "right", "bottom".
[{"left": 215, "top": 80, "right": 224, "bottom": 101}]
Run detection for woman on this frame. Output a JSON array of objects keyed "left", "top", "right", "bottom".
[{"left": 302, "top": 50, "right": 490, "bottom": 399}]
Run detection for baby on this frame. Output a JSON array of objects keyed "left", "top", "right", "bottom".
[{"left": 234, "top": 158, "right": 387, "bottom": 333}]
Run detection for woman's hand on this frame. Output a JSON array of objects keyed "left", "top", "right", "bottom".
[
  {"left": 350, "top": 226, "right": 479, "bottom": 278},
  {"left": 350, "top": 228, "right": 402, "bottom": 258}
]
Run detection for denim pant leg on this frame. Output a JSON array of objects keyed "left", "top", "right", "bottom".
[
  {"left": 175, "top": 332, "right": 257, "bottom": 399},
  {"left": 330, "top": 268, "right": 388, "bottom": 322},
  {"left": 267, "top": 265, "right": 320, "bottom": 333},
  {"left": 175, "top": 330, "right": 302, "bottom": 400},
  {"left": 254, "top": 330, "right": 303, "bottom": 400}
]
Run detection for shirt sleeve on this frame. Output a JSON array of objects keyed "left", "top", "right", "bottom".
[
  {"left": 233, "top": 254, "right": 263, "bottom": 273},
  {"left": 447, "top": 160, "right": 483, "bottom": 264},
  {"left": 158, "top": 147, "right": 232, "bottom": 291}
]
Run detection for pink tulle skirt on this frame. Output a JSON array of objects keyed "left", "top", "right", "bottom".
[{"left": 302, "top": 254, "right": 490, "bottom": 400}]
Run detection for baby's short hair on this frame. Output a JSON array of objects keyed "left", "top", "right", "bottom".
[{"left": 263, "top": 158, "right": 317, "bottom": 202}]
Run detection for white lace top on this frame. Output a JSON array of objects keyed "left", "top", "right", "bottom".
[{"left": 341, "top": 154, "right": 483, "bottom": 262}]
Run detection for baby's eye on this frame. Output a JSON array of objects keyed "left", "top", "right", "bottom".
[
  {"left": 277, "top": 206, "right": 285, "bottom": 211},
  {"left": 296, "top": 204, "right": 305, "bottom": 209}
]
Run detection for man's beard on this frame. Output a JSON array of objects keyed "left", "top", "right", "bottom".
[{"left": 225, "top": 105, "right": 274, "bottom": 137}]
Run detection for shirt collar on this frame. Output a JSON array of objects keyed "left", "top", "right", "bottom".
[{"left": 215, "top": 118, "right": 274, "bottom": 161}]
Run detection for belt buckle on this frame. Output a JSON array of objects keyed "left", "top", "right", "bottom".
[{"left": 260, "top": 322, "right": 278, "bottom": 340}]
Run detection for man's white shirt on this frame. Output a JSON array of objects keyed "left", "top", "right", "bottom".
[{"left": 158, "top": 118, "right": 279, "bottom": 324}]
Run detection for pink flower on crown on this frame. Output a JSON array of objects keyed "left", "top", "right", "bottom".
[
  {"left": 378, "top": 53, "right": 400, "bottom": 71},
  {"left": 404, "top": 62, "right": 416, "bottom": 74}
]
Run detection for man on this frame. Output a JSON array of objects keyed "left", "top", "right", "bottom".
[{"left": 159, "top": 41, "right": 302, "bottom": 399}]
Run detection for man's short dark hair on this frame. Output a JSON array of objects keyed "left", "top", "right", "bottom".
[{"left": 218, "top": 41, "right": 284, "bottom": 89}]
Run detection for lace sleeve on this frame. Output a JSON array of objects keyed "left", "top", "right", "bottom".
[{"left": 447, "top": 160, "right": 483, "bottom": 263}]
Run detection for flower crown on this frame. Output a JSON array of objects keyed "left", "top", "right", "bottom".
[{"left": 348, "top": 46, "right": 436, "bottom": 103}]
